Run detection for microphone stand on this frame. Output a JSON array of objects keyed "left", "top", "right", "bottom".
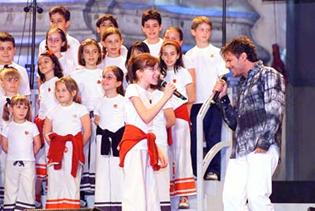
[{"left": 24, "top": 0, "right": 43, "bottom": 89}]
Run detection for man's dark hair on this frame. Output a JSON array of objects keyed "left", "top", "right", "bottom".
[{"left": 221, "top": 36, "right": 258, "bottom": 62}]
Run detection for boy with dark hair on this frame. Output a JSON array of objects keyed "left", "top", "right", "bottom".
[
  {"left": 141, "top": 8, "right": 163, "bottom": 57},
  {"left": 38, "top": 5, "right": 79, "bottom": 65},
  {"left": 0, "top": 32, "right": 30, "bottom": 96}
]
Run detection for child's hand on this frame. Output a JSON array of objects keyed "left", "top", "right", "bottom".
[
  {"left": 163, "top": 81, "right": 176, "bottom": 100},
  {"left": 157, "top": 146, "right": 168, "bottom": 168}
]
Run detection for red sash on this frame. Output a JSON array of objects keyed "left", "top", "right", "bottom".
[
  {"left": 47, "top": 132, "right": 84, "bottom": 177},
  {"left": 167, "top": 104, "right": 190, "bottom": 145},
  {"left": 119, "top": 124, "right": 160, "bottom": 171}
]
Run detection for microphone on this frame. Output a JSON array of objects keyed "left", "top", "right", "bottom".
[
  {"left": 213, "top": 76, "right": 227, "bottom": 103},
  {"left": 160, "top": 80, "right": 187, "bottom": 101}
]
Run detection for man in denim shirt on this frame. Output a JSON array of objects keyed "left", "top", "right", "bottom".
[{"left": 214, "top": 36, "right": 285, "bottom": 211}]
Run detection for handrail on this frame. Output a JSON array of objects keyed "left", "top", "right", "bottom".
[
  {"left": 196, "top": 93, "right": 215, "bottom": 211},
  {"left": 196, "top": 92, "right": 232, "bottom": 211},
  {"left": 202, "top": 141, "right": 231, "bottom": 177}
]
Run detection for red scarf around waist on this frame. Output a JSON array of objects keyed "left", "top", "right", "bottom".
[
  {"left": 119, "top": 124, "right": 160, "bottom": 171},
  {"left": 167, "top": 103, "right": 190, "bottom": 145},
  {"left": 47, "top": 132, "right": 84, "bottom": 177},
  {"left": 34, "top": 116, "right": 45, "bottom": 145}
]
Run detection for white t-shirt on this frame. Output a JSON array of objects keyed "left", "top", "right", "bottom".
[
  {"left": 163, "top": 66, "right": 192, "bottom": 109},
  {"left": 143, "top": 38, "right": 164, "bottom": 58},
  {"left": 0, "top": 62, "right": 31, "bottom": 96},
  {"left": 58, "top": 51, "right": 78, "bottom": 76},
  {"left": 148, "top": 89, "right": 173, "bottom": 147},
  {"left": 39, "top": 34, "right": 80, "bottom": 67},
  {"left": 183, "top": 54, "right": 195, "bottom": 70},
  {"left": 94, "top": 94, "right": 126, "bottom": 132},
  {"left": 2, "top": 120, "right": 39, "bottom": 161},
  {"left": 98, "top": 42, "right": 128, "bottom": 59},
  {"left": 46, "top": 102, "right": 88, "bottom": 136},
  {"left": 124, "top": 84, "right": 152, "bottom": 150},
  {"left": 38, "top": 76, "right": 59, "bottom": 119},
  {"left": 98, "top": 55, "right": 127, "bottom": 75},
  {"left": 185, "top": 44, "right": 228, "bottom": 104},
  {"left": 70, "top": 67, "right": 104, "bottom": 111}
]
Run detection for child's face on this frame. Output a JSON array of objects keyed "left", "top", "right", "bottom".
[
  {"left": 161, "top": 44, "right": 179, "bottom": 69},
  {"left": 2, "top": 76, "right": 20, "bottom": 95},
  {"left": 47, "top": 32, "right": 64, "bottom": 54},
  {"left": 0, "top": 41, "right": 15, "bottom": 65},
  {"left": 191, "top": 22, "right": 211, "bottom": 44},
  {"left": 97, "top": 20, "right": 115, "bottom": 37},
  {"left": 55, "top": 82, "right": 74, "bottom": 105},
  {"left": 50, "top": 13, "right": 70, "bottom": 32},
  {"left": 11, "top": 103, "right": 28, "bottom": 122},
  {"left": 164, "top": 29, "right": 182, "bottom": 45},
  {"left": 142, "top": 19, "right": 162, "bottom": 41},
  {"left": 38, "top": 55, "right": 54, "bottom": 76},
  {"left": 101, "top": 69, "right": 121, "bottom": 92},
  {"left": 102, "top": 34, "right": 122, "bottom": 57},
  {"left": 139, "top": 63, "right": 160, "bottom": 86},
  {"left": 83, "top": 44, "right": 100, "bottom": 68}
]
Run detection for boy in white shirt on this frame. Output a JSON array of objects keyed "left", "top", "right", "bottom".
[
  {"left": 0, "top": 32, "right": 31, "bottom": 96},
  {"left": 38, "top": 5, "right": 79, "bottom": 66},
  {"left": 142, "top": 9, "right": 164, "bottom": 57},
  {"left": 186, "top": 16, "right": 228, "bottom": 180}
]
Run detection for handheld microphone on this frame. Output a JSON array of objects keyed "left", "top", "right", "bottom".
[
  {"left": 160, "top": 80, "right": 187, "bottom": 101},
  {"left": 213, "top": 76, "right": 227, "bottom": 103}
]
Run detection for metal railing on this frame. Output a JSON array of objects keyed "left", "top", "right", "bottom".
[{"left": 196, "top": 92, "right": 232, "bottom": 211}]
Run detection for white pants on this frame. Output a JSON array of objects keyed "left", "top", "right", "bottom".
[
  {"left": 223, "top": 145, "right": 279, "bottom": 211},
  {"left": 154, "top": 145, "right": 171, "bottom": 208},
  {"left": 122, "top": 147, "right": 160, "bottom": 211},
  {"left": 4, "top": 160, "right": 35, "bottom": 210}
]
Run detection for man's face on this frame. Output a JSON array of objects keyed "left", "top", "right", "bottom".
[
  {"left": 224, "top": 52, "right": 245, "bottom": 77},
  {"left": 0, "top": 41, "right": 15, "bottom": 65}
]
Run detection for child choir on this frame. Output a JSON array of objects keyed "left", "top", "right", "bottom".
[{"left": 0, "top": 5, "right": 225, "bottom": 211}]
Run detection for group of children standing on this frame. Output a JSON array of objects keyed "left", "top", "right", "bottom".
[{"left": 0, "top": 4, "right": 227, "bottom": 211}]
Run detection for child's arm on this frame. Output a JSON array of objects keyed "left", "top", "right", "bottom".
[
  {"left": 33, "top": 135, "right": 41, "bottom": 155},
  {"left": 94, "top": 114, "right": 100, "bottom": 126},
  {"left": 164, "top": 108, "right": 176, "bottom": 128},
  {"left": 185, "top": 82, "right": 195, "bottom": 116},
  {"left": 1, "top": 136, "right": 8, "bottom": 153},
  {"left": 80, "top": 114, "right": 91, "bottom": 145},
  {"left": 43, "top": 118, "right": 52, "bottom": 144},
  {"left": 131, "top": 83, "right": 176, "bottom": 124},
  {"left": 157, "top": 146, "right": 168, "bottom": 168},
  {"left": 186, "top": 68, "right": 196, "bottom": 115}
]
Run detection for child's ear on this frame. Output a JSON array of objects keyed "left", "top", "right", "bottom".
[
  {"left": 191, "top": 29, "right": 196, "bottom": 37},
  {"left": 8, "top": 106, "right": 13, "bottom": 114},
  {"left": 96, "top": 27, "right": 100, "bottom": 34},
  {"left": 116, "top": 81, "right": 122, "bottom": 88},
  {"left": 71, "top": 90, "right": 77, "bottom": 98},
  {"left": 65, "top": 21, "right": 70, "bottom": 31}
]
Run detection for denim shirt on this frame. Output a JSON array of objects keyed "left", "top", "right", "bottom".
[{"left": 218, "top": 61, "right": 285, "bottom": 158}]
